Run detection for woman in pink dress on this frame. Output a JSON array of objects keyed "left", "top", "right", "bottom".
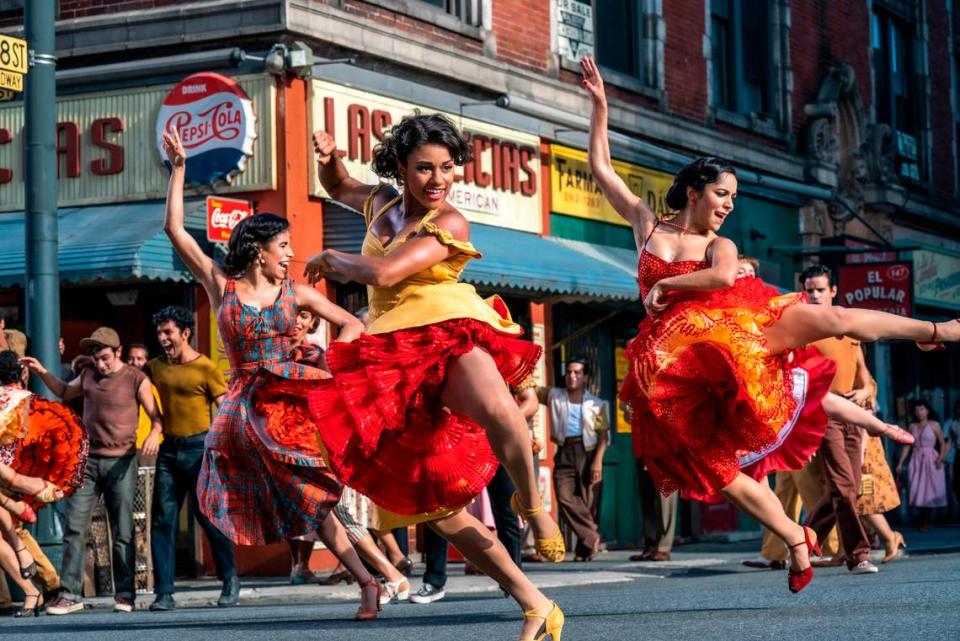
[{"left": 897, "top": 400, "right": 947, "bottom": 531}]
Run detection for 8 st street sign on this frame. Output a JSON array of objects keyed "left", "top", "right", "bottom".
[{"left": 0, "top": 34, "right": 27, "bottom": 94}]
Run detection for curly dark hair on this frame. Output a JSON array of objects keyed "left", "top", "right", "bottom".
[
  {"left": 665, "top": 157, "right": 737, "bottom": 210},
  {"left": 222, "top": 213, "right": 290, "bottom": 275},
  {"left": 0, "top": 349, "right": 22, "bottom": 386},
  {"left": 799, "top": 263, "right": 835, "bottom": 288},
  {"left": 371, "top": 112, "right": 472, "bottom": 184},
  {"left": 152, "top": 305, "right": 195, "bottom": 335}
]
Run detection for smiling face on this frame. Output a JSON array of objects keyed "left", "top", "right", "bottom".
[
  {"left": 294, "top": 309, "right": 318, "bottom": 343},
  {"left": 156, "top": 320, "right": 191, "bottom": 361},
  {"left": 399, "top": 143, "right": 456, "bottom": 210},
  {"left": 126, "top": 346, "right": 148, "bottom": 370},
  {"left": 259, "top": 230, "right": 293, "bottom": 280},
  {"left": 688, "top": 172, "right": 737, "bottom": 232}
]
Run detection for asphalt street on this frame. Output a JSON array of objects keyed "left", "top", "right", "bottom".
[{"left": 3, "top": 548, "right": 958, "bottom": 641}]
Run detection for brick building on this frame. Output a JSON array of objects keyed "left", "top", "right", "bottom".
[{"left": 1, "top": 0, "right": 957, "bottom": 567}]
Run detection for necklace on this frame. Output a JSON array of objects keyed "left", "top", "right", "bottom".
[{"left": 660, "top": 218, "right": 706, "bottom": 235}]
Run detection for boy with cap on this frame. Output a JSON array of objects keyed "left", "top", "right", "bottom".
[{"left": 22, "top": 327, "right": 162, "bottom": 614}]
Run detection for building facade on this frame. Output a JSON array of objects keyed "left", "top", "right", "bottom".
[{"left": 1, "top": 0, "right": 958, "bottom": 568}]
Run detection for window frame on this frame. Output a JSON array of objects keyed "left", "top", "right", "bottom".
[
  {"left": 333, "top": 0, "right": 485, "bottom": 39},
  {"left": 706, "top": 0, "right": 791, "bottom": 138},
  {"left": 556, "top": 0, "right": 664, "bottom": 99}
]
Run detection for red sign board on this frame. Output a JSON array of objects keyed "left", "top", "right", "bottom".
[
  {"left": 206, "top": 196, "right": 253, "bottom": 243},
  {"left": 837, "top": 262, "right": 912, "bottom": 316}
]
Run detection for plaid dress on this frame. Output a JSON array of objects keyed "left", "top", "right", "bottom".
[{"left": 197, "top": 278, "right": 341, "bottom": 546}]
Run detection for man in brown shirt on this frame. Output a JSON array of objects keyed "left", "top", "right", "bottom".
[
  {"left": 799, "top": 265, "right": 879, "bottom": 575},
  {"left": 23, "top": 327, "right": 162, "bottom": 613}
]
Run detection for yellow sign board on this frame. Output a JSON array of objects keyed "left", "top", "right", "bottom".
[
  {"left": 0, "top": 88, "right": 16, "bottom": 101},
  {"left": 549, "top": 144, "right": 674, "bottom": 227},
  {"left": 0, "top": 70, "right": 22, "bottom": 92},
  {"left": 0, "top": 34, "right": 27, "bottom": 75},
  {"left": 615, "top": 343, "right": 632, "bottom": 433}
]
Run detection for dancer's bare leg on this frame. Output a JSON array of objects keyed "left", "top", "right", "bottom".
[
  {"left": 375, "top": 529, "right": 405, "bottom": 565},
  {"left": 287, "top": 539, "right": 315, "bottom": 577},
  {"left": 430, "top": 510, "right": 553, "bottom": 640},
  {"left": 821, "top": 393, "right": 913, "bottom": 442},
  {"left": 354, "top": 532, "right": 405, "bottom": 584},
  {"left": 316, "top": 512, "right": 377, "bottom": 610},
  {"left": 0, "top": 508, "right": 35, "bottom": 587},
  {"left": 441, "top": 348, "right": 557, "bottom": 543},
  {"left": 0, "top": 535, "right": 39, "bottom": 607},
  {"left": 764, "top": 304, "right": 960, "bottom": 355},
  {"left": 721, "top": 473, "right": 810, "bottom": 573}
]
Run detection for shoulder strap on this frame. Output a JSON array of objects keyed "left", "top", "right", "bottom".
[
  {"left": 415, "top": 207, "right": 443, "bottom": 231},
  {"left": 641, "top": 221, "right": 660, "bottom": 249},
  {"left": 363, "top": 184, "right": 402, "bottom": 228}
]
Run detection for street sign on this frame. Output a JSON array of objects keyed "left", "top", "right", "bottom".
[
  {"left": 0, "top": 34, "right": 27, "bottom": 75},
  {"left": 0, "top": 69, "right": 23, "bottom": 92},
  {"left": 0, "top": 88, "right": 16, "bottom": 101}
]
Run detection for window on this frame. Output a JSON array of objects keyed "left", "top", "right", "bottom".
[
  {"left": 558, "top": 0, "right": 661, "bottom": 91},
  {"left": 872, "top": 3, "right": 921, "bottom": 181},
  {"left": 710, "top": 0, "right": 774, "bottom": 117},
  {"left": 418, "top": 0, "right": 482, "bottom": 27},
  {"left": 954, "top": 51, "right": 960, "bottom": 188}
]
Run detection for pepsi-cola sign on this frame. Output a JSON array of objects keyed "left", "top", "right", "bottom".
[{"left": 156, "top": 72, "right": 257, "bottom": 187}]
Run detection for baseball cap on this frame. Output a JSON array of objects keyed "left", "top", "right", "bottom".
[{"left": 78, "top": 327, "right": 121, "bottom": 350}]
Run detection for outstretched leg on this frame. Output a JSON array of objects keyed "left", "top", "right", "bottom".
[
  {"left": 764, "top": 304, "right": 959, "bottom": 355},
  {"left": 721, "top": 473, "right": 810, "bottom": 575},
  {"left": 429, "top": 510, "right": 557, "bottom": 641},
  {"left": 441, "top": 348, "right": 561, "bottom": 557},
  {"left": 821, "top": 393, "right": 913, "bottom": 443},
  {"left": 315, "top": 512, "right": 378, "bottom": 612}
]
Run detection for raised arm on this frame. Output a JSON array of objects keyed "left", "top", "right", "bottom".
[
  {"left": 643, "top": 237, "right": 739, "bottom": 316},
  {"left": 305, "top": 210, "right": 466, "bottom": 289},
  {"left": 313, "top": 130, "right": 378, "bottom": 213},
  {"left": 293, "top": 284, "right": 365, "bottom": 344},
  {"left": 162, "top": 126, "right": 226, "bottom": 308},
  {"left": 580, "top": 57, "right": 656, "bottom": 236}
]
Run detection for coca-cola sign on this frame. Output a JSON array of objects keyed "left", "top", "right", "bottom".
[
  {"left": 206, "top": 196, "right": 253, "bottom": 243},
  {"left": 156, "top": 72, "right": 257, "bottom": 187}
]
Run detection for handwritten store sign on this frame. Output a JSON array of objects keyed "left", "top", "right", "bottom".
[
  {"left": 837, "top": 262, "right": 912, "bottom": 316},
  {"left": 549, "top": 144, "right": 674, "bottom": 226},
  {"left": 914, "top": 249, "right": 960, "bottom": 309},
  {"left": 309, "top": 79, "right": 543, "bottom": 234},
  {"left": 206, "top": 196, "right": 253, "bottom": 243},
  {"left": 156, "top": 73, "right": 258, "bottom": 187},
  {"left": 0, "top": 74, "right": 276, "bottom": 212}
]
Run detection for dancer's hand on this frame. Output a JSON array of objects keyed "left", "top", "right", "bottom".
[
  {"left": 305, "top": 250, "right": 335, "bottom": 285},
  {"left": 313, "top": 131, "right": 337, "bottom": 166},
  {"left": 162, "top": 125, "right": 186, "bottom": 168},
  {"left": 643, "top": 283, "right": 669, "bottom": 316},
  {"left": 19, "top": 357, "right": 47, "bottom": 375},
  {"left": 579, "top": 56, "right": 606, "bottom": 106},
  {"left": 843, "top": 387, "right": 872, "bottom": 408},
  {"left": 141, "top": 431, "right": 161, "bottom": 458}
]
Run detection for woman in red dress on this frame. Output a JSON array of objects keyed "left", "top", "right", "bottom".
[{"left": 581, "top": 57, "right": 930, "bottom": 593}]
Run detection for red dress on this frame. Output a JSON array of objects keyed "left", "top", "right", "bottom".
[{"left": 620, "top": 246, "right": 835, "bottom": 502}]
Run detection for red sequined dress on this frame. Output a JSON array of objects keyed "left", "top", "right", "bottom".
[
  {"left": 619, "top": 232, "right": 835, "bottom": 502},
  {"left": 255, "top": 186, "right": 541, "bottom": 518}
]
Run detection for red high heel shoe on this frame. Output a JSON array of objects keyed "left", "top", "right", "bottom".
[
  {"left": 787, "top": 526, "right": 820, "bottom": 594},
  {"left": 355, "top": 575, "right": 382, "bottom": 621},
  {"left": 917, "top": 319, "right": 959, "bottom": 351},
  {"left": 0, "top": 494, "right": 36, "bottom": 524}
]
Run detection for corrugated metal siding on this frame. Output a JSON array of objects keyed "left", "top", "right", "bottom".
[
  {"left": 322, "top": 200, "right": 366, "bottom": 255},
  {"left": 0, "top": 200, "right": 207, "bottom": 286}
]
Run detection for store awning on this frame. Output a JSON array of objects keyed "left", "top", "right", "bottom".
[
  {"left": 323, "top": 208, "right": 640, "bottom": 301},
  {"left": 0, "top": 201, "right": 206, "bottom": 287}
]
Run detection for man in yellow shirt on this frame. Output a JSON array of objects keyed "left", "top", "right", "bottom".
[
  {"left": 145, "top": 306, "right": 234, "bottom": 611},
  {"left": 127, "top": 343, "right": 163, "bottom": 454}
]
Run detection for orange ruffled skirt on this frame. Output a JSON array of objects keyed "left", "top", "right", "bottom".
[
  {"left": 255, "top": 318, "right": 541, "bottom": 516},
  {"left": 620, "top": 278, "right": 835, "bottom": 502}
]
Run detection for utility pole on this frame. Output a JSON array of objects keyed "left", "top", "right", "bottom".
[{"left": 24, "top": 0, "right": 61, "bottom": 558}]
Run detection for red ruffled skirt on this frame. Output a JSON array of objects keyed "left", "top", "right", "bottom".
[
  {"left": 621, "top": 278, "right": 835, "bottom": 502},
  {"left": 0, "top": 396, "right": 88, "bottom": 510},
  {"left": 255, "top": 319, "right": 541, "bottom": 516}
]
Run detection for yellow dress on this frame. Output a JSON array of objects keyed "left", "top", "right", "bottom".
[{"left": 258, "top": 184, "right": 542, "bottom": 520}]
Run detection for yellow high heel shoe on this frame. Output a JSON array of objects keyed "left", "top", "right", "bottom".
[
  {"left": 520, "top": 600, "right": 564, "bottom": 641},
  {"left": 510, "top": 492, "right": 565, "bottom": 563}
]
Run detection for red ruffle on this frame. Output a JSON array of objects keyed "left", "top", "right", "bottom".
[
  {"left": 13, "top": 397, "right": 88, "bottom": 509},
  {"left": 257, "top": 319, "right": 541, "bottom": 515}
]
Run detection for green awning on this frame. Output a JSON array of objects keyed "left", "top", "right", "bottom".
[{"left": 0, "top": 201, "right": 206, "bottom": 287}]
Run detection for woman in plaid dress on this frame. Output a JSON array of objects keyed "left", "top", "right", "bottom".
[{"left": 161, "top": 127, "right": 384, "bottom": 620}]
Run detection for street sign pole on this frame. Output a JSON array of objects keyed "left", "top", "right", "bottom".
[{"left": 24, "top": 1, "right": 61, "bottom": 554}]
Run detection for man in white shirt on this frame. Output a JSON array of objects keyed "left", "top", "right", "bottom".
[{"left": 539, "top": 358, "right": 609, "bottom": 561}]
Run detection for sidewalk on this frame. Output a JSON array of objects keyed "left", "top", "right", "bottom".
[{"left": 78, "top": 524, "right": 960, "bottom": 612}]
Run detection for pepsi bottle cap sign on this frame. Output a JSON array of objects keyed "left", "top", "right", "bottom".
[{"left": 156, "top": 72, "right": 257, "bottom": 187}]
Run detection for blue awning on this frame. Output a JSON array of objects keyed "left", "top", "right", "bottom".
[
  {"left": 0, "top": 201, "right": 207, "bottom": 287},
  {"left": 323, "top": 206, "right": 639, "bottom": 301}
]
